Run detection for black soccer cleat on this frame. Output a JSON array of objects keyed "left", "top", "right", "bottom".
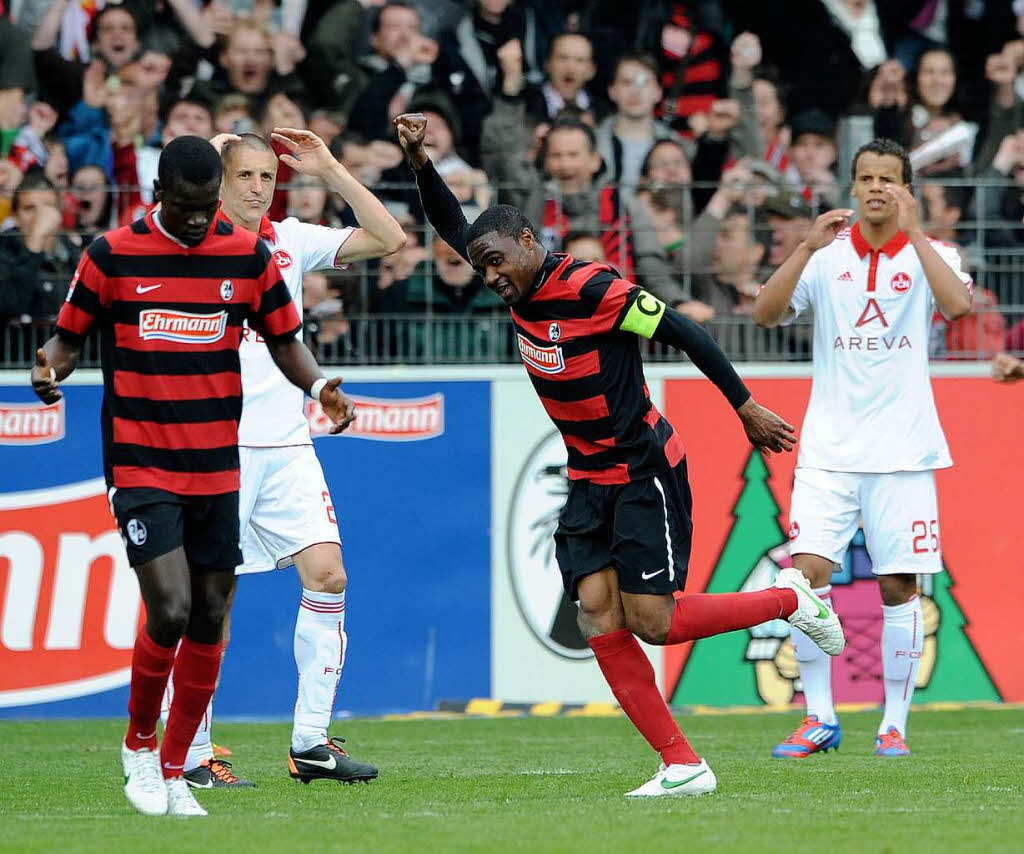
[
  {"left": 287, "top": 736, "right": 378, "bottom": 784},
  {"left": 183, "top": 758, "right": 256, "bottom": 788}
]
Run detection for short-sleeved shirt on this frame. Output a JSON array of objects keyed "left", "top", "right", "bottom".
[
  {"left": 232, "top": 213, "right": 354, "bottom": 447},
  {"left": 787, "top": 223, "right": 972, "bottom": 473},
  {"left": 511, "top": 253, "right": 684, "bottom": 484},
  {"left": 56, "top": 212, "right": 301, "bottom": 495}
]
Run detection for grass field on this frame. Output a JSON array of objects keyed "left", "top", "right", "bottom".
[{"left": 1, "top": 708, "right": 1021, "bottom": 854}]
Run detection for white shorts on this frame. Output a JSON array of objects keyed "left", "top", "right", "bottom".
[
  {"left": 236, "top": 444, "right": 341, "bottom": 575},
  {"left": 788, "top": 467, "right": 942, "bottom": 575}
]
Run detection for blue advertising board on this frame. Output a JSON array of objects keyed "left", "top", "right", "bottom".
[{"left": 0, "top": 376, "right": 491, "bottom": 719}]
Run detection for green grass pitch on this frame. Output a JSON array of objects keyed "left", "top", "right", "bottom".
[{"left": 1, "top": 708, "right": 1021, "bottom": 854}]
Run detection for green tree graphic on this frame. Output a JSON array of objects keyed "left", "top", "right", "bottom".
[
  {"left": 670, "top": 449, "right": 1001, "bottom": 708},
  {"left": 671, "top": 451, "right": 786, "bottom": 707},
  {"left": 915, "top": 570, "right": 999, "bottom": 701}
]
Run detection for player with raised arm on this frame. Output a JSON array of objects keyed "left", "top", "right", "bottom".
[
  {"left": 753, "top": 138, "right": 973, "bottom": 759},
  {"left": 30, "top": 136, "right": 356, "bottom": 817},
  {"left": 167, "top": 128, "right": 405, "bottom": 789},
  {"left": 395, "top": 112, "right": 844, "bottom": 798}
]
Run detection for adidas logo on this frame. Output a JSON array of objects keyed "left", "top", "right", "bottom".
[{"left": 837, "top": 271, "right": 854, "bottom": 282}]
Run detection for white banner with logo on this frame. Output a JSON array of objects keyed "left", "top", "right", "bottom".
[{"left": 491, "top": 375, "right": 665, "bottom": 703}]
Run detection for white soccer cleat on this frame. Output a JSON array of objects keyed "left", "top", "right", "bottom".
[
  {"left": 166, "top": 777, "right": 209, "bottom": 816},
  {"left": 624, "top": 759, "right": 717, "bottom": 798},
  {"left": 775, "top": 567, "right": 846, "bottom": 656},
  {"left": 122, "top": 743, "right": 168, "bottom": 816}
]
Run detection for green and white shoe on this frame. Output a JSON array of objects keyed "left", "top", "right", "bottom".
[
  {"left": 625, "top": 759, "right": 717, "bottom": 798},
  {"left": 775, "top": 567, "right": 845, "bottom": 655}
]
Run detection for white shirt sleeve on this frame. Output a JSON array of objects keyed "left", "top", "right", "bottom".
[
  {"left": 927, "top": 240, "right": 973, "bottom": 315},
  {"left": 277, "top": 218, "right": 356, "bottom": 273},
  {"left": 779, "top": 248, "right": 818, "bottom": 326}
]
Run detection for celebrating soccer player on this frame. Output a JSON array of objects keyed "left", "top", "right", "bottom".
[
  {"left": 753, "top": 139, "right": 973, "bottom": 758},
  {"left": 163, "top": 128, "right": 404, "bottom": 789},
  {"left": 395, "top": 112, "right": 844, "bottom": 798},
  {"left": 30, "top": 136, "right": 357, "bottom": 817}
]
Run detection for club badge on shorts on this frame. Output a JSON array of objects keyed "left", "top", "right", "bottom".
[{"left": 126, "top": 518, "right": 147, "bottom": 546}]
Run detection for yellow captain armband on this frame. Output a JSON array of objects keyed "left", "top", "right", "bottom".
[{"left": 620, "top": 289, "right": 666, "bottom": 339}]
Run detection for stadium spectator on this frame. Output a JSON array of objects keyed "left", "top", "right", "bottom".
[
  {"left": 302, "top": 0, "right": 373, "bottom": 113},
  {"left": 596, "top": 53, "right": 675, "bottom": 191},
  {"left": 973, "top": 130, "right": 1024, "bottom": 250},
  {"left": 753, "top": 64, "right": 790, "bottom": 168},
  {"left": 522, "top": 31, "right": 595, "bottom": 123},
  {"left": 562, "top": 230, "right": 606, "bottom": 262},
  {"left": 786, "top": 109, "right": 839, "bottom": 209},
  {"left": 347, "top": 1, "right": 487, "bottom": 154},
  {"left": 451, "top": 0, "right": 527, "bottom": 97},
  {"left": 213, "top": 93, "right": 259, "bottom": 135},
  {"left": 308, "top": 109, "right": 347, "bottom": 150},
  {"left": 0, "top": 170, "right": 80, "bottom": 323},
  {"left": 32, "top": 3, "right": 142, "bottom": 113},
  {"left": 68, "top": 163, "right": 114, "bottom": 244},
  {"left": 920, "top": 170, "right": 969, "bottom": 246},
  {"left": 761, "top": 190, "right": 814, "bottom": 271},
  {"left": 372, "top": 235, "right": 507, "bottom": 359},
  {"left": 691, "top": 203, "right": 767, "bottom": 318}
]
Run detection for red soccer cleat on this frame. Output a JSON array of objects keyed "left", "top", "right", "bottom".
[
  {"left": 875, "top": 727, "right": 911, "bottom": 757},
  {"left": 771, "top": 715, "right": 842, "bottom": 758}
]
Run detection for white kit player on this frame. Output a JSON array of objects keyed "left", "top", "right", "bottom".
[
  {"left": 753, "top": 139, "right": 973, "bottom": 758},
  {"left": 168, "top": 129, "right": 405, "bottom": 788}
]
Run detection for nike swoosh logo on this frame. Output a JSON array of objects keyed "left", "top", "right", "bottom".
[
  {"left": 641, "top": 569, "right": 667, "bottom": 580},
  {"left": 295, "top": 755, "right": 336, "bottom": 770},
  {"left": 188, "top": 778, "right": 213, "bottom": 789},
  {"left": 136, "top": 731, "right": 156, "bottom": 740},
  {"left": 792, "top": 578, "right": 829, "bottom": 619},
  {"left": 136, "top": 283, "right": 162, "bottom": 294},
  {"left": 662, "top": 768, "right": 708, "bottom": 789}
]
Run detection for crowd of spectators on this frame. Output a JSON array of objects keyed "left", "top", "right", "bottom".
[{"left": 1, "top": 0, "right": 1024, "bottom": 362}]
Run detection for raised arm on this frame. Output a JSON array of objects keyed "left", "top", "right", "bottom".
[
  {"left": 886, "top": 184, "right": 972, "bottom": 320},
  {"left": 752, "top": 208, "right": 852, "bottom": 327},
  {"left": 271, "top": 127, "right": 406, "bottom": 263},
  {"left": 395, "top": 112, "right": 472, "bottom": 260}
]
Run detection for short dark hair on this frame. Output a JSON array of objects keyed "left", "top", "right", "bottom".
[
  {"left": 548, "top": 31, "right": 593, "bottom": 60},
  {"left": 13, "top": 168, "right": 58, "bottom": 211},
  {"left": 466, "top": 205, "right": 538, "bottom": 246},
  {"left": 158, "top": 135, "right": 223, "bottom": 190},
  {"left": 851, "top": 138, "right": 913, "bottom": 185},
  {"left": 221, "top": 132, "right": 275, "bottom": 167},
  {"left": 371, "top": 1, "right": 418, "bottom": 34},
  {"left": 612, "top": 52, "right": 659, "bottom": 82},
  {"left": 921, "top": 168, "right": 972, "bottom": 217},
  {"left": 640, "top": 138, "right": 689, "bottom": 180},
  {"left": 160, "top": 93, "right": 214, "bottom": 125},
  {"left": 545, "top": 116, "right": 597, "bottom": 153},
  {"left": 90, "top": 4, "right": 138, "bottom": 40}
]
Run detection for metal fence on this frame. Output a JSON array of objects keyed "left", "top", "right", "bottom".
[{"left": 2, "top": 176, "right": 1022, "bottom": 367}]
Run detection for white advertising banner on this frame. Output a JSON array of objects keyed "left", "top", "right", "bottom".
[{"left": 491, "top": 374, "right": 665, "bottom": 703}]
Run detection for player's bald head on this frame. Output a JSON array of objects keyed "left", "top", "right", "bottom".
[{"left": 221, "top": 133, "right": 275, "bottom": 169}]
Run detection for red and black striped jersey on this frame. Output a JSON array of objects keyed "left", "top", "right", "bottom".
[
  {"left": 56, "top": 212, "right": 301, "bottom": 495},
  {"left": 512, "top": 253, "right": 684, "bottom": 484}
]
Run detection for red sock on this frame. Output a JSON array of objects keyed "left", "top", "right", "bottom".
[
  {"left": 160, "top": 638, "right": 223, "bottom": 779},
  {"left": 666, "top": 589, "right": 797, "bottom": 646},
  {"left": 125, "top": 628, "right": 176, "bottom": 751},
  {"left": 589, "top": 629, "right": 699, "bottom": 766}
]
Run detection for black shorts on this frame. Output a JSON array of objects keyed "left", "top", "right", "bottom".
[
  {"left": 111, "top": 487, "right": 242, "bottom": 571},
  {"left": 554, "top": 459, "right": 693, "bottom": 600}
]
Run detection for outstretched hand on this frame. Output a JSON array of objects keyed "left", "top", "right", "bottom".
[
  {"left": 394, "top": 113, "right": 429, "bottom": 169},
  {"left": 31, "top": 348, "right": 62, "bottom": 404},
  {"left": 737, "top": 398, "right": 796, "bottom": 455},
  {"left": 318, "top": 377, "right": 357, "bottom": 434},
  {"left": 271, "top": 127, "right": 340, "bottom": 177}
]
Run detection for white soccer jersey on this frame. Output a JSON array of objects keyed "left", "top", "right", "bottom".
[
  {"left": 787, "top": 223, "right": 972, "bottom": 473},
  {"left": 236, "top": 215, "right": 354, "bottom": 447}
]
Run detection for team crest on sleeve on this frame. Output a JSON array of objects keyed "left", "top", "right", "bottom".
[
  {"left": 890, "top": 272, "right": 911, "bottom": 294},
  {"left": 220, "top": 279, "right": 234, "bottom": 301},
  {"left": 273, "top": 249, "right": 293, "bottom": 269},
  {"left": 548, "top": 322, "right": 561, "bottom": 341}
]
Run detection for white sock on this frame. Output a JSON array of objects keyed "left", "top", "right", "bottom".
[
  {"left": 161, "top": 677, "right": 172, "bottom": 726},
  {"left": 879, "top": 594, "right": 924, "bottom": 737},
  {"left": 292, "top": 589, "right": 347, "bottom": 753},
  {"left": 184, "top": 699, "right": 215, "bottom": 772},
  {"left": 791, "top": 586, "right": 837, "bottom": 726}
]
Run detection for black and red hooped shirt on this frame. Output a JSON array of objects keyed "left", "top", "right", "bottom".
[
  {"left": 56, "top": 212, "right": 301, "bottom": 495},
  {"left": 511, "top": 253, "right": 684, "bottom": 484}
]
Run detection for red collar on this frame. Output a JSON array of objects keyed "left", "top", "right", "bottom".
[
  {"left": 215, "top": 205, "right": 275, "bottom": 241},
  {"left": 850, "top": 221, "right": 909, "bottom": 259}
]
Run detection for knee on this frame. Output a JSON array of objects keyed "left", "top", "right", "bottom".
[
  {"left": 626, "top": 608, "right": 671, "bottom": 646},
  {"left": 304, "top": 558, "right": 347, "bottom": 594},
  {"left": 878, "top": 574, "right": 917, "bottom": 606},
  {"left": 577, "top": 590, "right": 623, "bottom": 637},
  {"left": 146, "top": 596, "right": 190, "bottom": 646}
]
